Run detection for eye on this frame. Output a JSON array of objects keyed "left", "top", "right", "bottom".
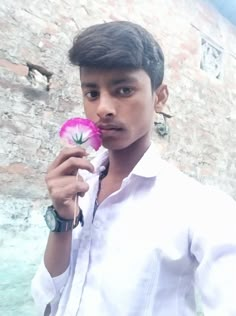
[
  {"left": 118, "top": 87, "right": 134, "bottom": 96},
  {"left": 85, "top": 90, "right": 99, "bottom": 100}
]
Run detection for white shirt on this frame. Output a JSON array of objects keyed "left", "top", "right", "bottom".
[{"left": 32, "top": 143, "right": 236, "bottom": 316}]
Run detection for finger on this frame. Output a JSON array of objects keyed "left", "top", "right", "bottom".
[
  {"left": 47, "top": 157, "right": 94, "bottom": 179},
  {"left": 46, "top": 175, "right": 84, "bottom": 192},
  {"left": 48, "top": 147, "right": 88, "bottom": 172},
  {"left": 50, "top": 180, "right": 89, "bottom": 201}
]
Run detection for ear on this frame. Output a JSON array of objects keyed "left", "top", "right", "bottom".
[{"left": 153, "top": 84, "right": 169, "bottom": 113}]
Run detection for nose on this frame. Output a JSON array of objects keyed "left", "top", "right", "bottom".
[{"left": 96, "top": 92, "right": 116, "bottom": 119}]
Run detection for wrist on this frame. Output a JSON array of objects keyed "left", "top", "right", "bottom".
[{"left": 44, "top": 205, "right": 84, "bottom": 232}]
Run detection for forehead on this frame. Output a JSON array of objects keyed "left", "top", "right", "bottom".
[{"left": 80, "top": 67, "right": 150, "bottom": 86}]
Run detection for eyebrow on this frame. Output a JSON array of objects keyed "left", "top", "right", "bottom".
[
  {"left": 110, "top": 77, "right": 138, "bottom": 85},
  {"left": 81, "top": 82, "right": 97, "bottom": 89},
  {"left": 81, "top": 77, "right": 139, "bottom": 89}
]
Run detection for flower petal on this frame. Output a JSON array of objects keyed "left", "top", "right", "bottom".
[{"left": 59, "top": 117, "right": 102, "bottom": 151}]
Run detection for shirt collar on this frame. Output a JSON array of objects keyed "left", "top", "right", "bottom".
[
  {"left": 92, "top": 142, "right": 164, "bottom": 179},
  {"left": 131, "top": 142, "right": 164, "bottom": 178}
]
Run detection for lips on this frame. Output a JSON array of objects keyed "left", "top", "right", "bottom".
[
  {"left": 97, "top": 123, "right": 123, "bottom": 131},
  {"left": 96, "top": 123, "right": 124, "bottom": 137}
]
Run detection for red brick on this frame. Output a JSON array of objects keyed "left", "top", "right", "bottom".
[{"left": 0, "top": 59, "right": 28, "bottom": 76}]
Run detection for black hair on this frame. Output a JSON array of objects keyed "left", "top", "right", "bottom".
[{"left": 69, "top": 21, "right": 164, "bottom": 90}]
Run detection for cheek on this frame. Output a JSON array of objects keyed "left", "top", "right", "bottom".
[
  {"left": 129, "top": 102, "right": 154, "bottom": 126},
  {"left": 84, "top": 104, "right": 97, "bottom": 120}
]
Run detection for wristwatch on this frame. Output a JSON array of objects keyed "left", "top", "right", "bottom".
[{"left": 44, "top": 205, "right": 84, "bottom": 232}]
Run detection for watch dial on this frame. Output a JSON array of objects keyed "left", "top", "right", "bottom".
[{"left": 45, "top": 211, "right": 56, "bottom": 231}]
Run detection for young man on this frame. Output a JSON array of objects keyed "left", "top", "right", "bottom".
[{"left": 32, "top": 21, "right": 236, "bottom": 316}]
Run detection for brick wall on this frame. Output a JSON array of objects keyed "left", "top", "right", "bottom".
[
  {"left": 0, "top": 0, "right": 236, "bottom": 203},
  {"left": 1, "top": 1, "right": 235, "bottom": 314}
]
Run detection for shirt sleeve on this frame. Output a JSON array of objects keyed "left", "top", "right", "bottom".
[
  {"left": 190, "top": 187, "right": 236, "bottom": 315},
  {"left": 31, "top": 260, "right": 70, "bottom": 316}
]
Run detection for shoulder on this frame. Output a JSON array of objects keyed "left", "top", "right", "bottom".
[
  {"left": 156, "top": 159, "right": 236, "bottom": 221},
  {"left": 159, "top": 162, "right": 236, "bottom": 254}
]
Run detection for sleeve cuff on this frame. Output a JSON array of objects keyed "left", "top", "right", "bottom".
[
  {"left": 31, "top": 260, "right": 70, "bottom": 315},
  {"left": 52, "top": 265, "right": 70, "bottom": 293}
]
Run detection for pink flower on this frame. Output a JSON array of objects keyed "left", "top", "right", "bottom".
[{"left": 59, "top": 117, "right": 102, "bottom": 151}]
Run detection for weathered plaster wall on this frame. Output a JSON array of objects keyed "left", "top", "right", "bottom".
[
  {"left": 0, "top": 0, "right": 235, "bottom": 314},
  {"left": 0, "top": 0, "right": 236, "bottom": 202}
]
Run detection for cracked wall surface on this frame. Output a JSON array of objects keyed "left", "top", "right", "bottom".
[
  {"left": 0, "top": 0, "right": 236, "bottom": 203},
  {"left": 0, "top": 0, "right": 236, "bottom": 314}
]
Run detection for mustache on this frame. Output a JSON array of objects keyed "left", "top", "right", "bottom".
[{"left": 96, "top": 120, "right": 125, "bottom": 130}]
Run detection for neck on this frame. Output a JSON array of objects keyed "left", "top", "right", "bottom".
[{"left": 107, "top": 136, "right": 151, "bottom": 179}]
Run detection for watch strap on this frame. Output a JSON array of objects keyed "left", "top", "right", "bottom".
[
  {"left": 56, "top": 208, "right": 84, "bottom": 232},
  {"left": 46, "top": 205, "right": 84, "bottom": 232}
]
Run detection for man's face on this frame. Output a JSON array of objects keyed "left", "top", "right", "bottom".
[{"left": 80, "top": 67, "right": 165, "bottom": 151}]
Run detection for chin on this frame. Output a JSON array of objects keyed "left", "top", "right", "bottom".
[
  {"left": 102, "top": 143, "right": 126, "bottom": 151},
  {"left": 101, "top": 139, "right": 131, "bottom": 151},
  {"left": 103, "top": 137, "right": 145, "bottom": 152}
]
